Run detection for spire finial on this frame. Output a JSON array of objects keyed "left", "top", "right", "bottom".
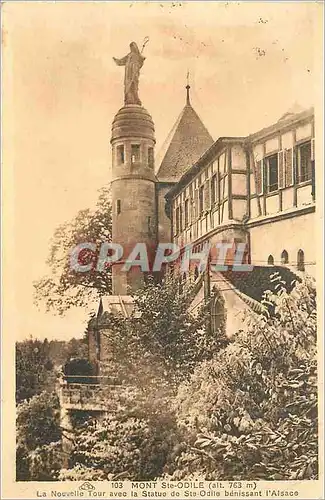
[{"left": 186, "top": 70, "right": 191, "bottom": 105}]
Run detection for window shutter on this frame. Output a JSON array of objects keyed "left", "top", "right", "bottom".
[
  {"left": 278, "top": 150, "right": 285, "bottom": 189},
  {"left": 307, "top": 143, "right": 313, "bottom": 181},
  {"left": 174, "top": 208, "right": 178, "bottom": 235},
  {"left": 293, "top": 146, "right": 298, "bottom": 184},
  {"left": 311, "top": 138, "right": 315, "bottom": 161},
  {"left": 191, "top": 197, "right": 195, "bottom": 221},
  {"left": 262, "top": 159, "right": 267, "bottom": 193},
  {"left": 194, "top": 189, "right": 198, "bottom": 219},
  {"left": 255, "top": 159, "right": 263, "bottom": 194},
  {"left": 284, "top": 148, "right": 293, "bottom": 186},
  {"left": 204, "top": 181, "right": 210, "bottom": 210}
]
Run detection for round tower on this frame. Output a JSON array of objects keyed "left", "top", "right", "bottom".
[{"left": 110, "top": 104, "right": 157, "bottom": 295}]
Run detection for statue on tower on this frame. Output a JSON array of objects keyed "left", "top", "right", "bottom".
[{"left": 113, "top": 41, "right": 146, "bottom": 106}]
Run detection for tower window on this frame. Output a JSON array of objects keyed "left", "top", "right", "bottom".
[
  {"left": 116, "top": 199, "right": 121, "bottom": 215},
  {"left": 117, "top": 145, "right": 125, "bottom": 164},
  {"left": 147, "top": 216, "right": 152, "bottom": 236},
  {"left": 131, "top": 144, "right": 141, "bottom": 164},
  {"left": 148, "top": 147, "right": 154, "bottom": 168}
]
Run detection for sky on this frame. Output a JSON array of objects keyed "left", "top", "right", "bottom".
[{"left": 2, "top": 1, "right": 321, "bottom": 341}]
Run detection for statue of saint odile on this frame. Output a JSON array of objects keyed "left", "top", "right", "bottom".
[{"left": 113, "top": 42, "right": 145, "bottom": 106}]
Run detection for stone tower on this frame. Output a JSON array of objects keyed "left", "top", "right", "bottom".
[{"left": 110, "top": 95, "right": 157, "bottom": 295}]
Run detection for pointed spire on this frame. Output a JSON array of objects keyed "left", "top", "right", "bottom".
[
  {"left": 186, "top": 70, "right": 191, "bottom": 105},
  {"left": 156, "top": 85, "right": 214, "bottom": 183}
]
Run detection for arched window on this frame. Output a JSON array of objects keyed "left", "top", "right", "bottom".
[
  {"left": 281, "top": 250, "right": 289, "bottom": 264},
  {"left": 267, "top": 255, "right": 274, "bottom": 265},
  {"left": 194, "top": 266, "right": 199, "bottom": 280},
  {"left": 297, "top": 249, "right": 305, "bottom": 271},
  {"left": 211, "top": 296, "right": 226, "bottom": 334}
]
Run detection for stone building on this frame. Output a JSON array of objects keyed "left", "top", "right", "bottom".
[
  {"left": 57, "top": 47, "right": 316, "bottom": 456},
  {"left": 84, "top": 88, "right": 315, "bottom": 369},
  {"left": 166, "top": 103, "right": 315, "bottom": 276},
  {"left": 59, "top": 59, "right": 316, "bottom": 417}
]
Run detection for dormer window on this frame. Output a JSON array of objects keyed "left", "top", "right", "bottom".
[
  {"left": 117, "top": 145, "right": 125, "bottom": 164},
  {"left": 131, "top": 144, "right": 140, "bottom": 164}
]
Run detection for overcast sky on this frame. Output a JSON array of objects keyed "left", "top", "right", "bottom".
[{"left": 3, "top": 1, "right": 320, "bottom": 341}]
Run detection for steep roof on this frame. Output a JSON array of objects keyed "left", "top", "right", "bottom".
[{"left": 156, "top": 89, "right": 214, "bottom": 183}]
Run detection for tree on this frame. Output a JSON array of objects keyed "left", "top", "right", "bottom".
[
  {"left": 165, "top": 275, "right": 318, "bottom": 481},
  {"left": 16, "top": 391, "right": 62, "bottom": 481},
  {"left": 16, "top": 338, "right": 55, "bottom": 403},
  {"left": 33, "top": 185, "right": 112, "bottom": 315},
  {"left": 97, "top": 274, "right": 229, "bottom": 388},
  {"left": 59, "top": 274, "right": 228, "bottom": 481},
  {"left": 59, "top": 412, "right": 175, "bottom": 481}
]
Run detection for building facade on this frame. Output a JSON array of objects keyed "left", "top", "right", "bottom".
[
  {"left": 59, "top": 55, "right": 316, "bottom": 434},
  {"left": 164, "top": 104, "right": 315, "bottom": 278},
  {"left": 84, "top": 92, "right": 316, "bottom": 368}
]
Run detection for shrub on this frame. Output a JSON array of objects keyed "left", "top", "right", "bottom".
[
  {"left": 60, "top": 412, "right": 176, "bottom": 481},
  {"left": 16, "top": 392, "right": 62, "bottom": 480},
  {"left": 165, "top": 276, "right": 317, "bottom": 481},
  {"left": 63, "top": 358, "right": 97, "bottom": 384}
]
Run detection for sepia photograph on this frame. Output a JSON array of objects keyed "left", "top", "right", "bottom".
[{"left": 1, "top": 1, "right": 323, "bottom": 498}]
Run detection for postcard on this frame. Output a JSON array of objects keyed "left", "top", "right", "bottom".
[{"left": 2, "top": 2, "right": 323, "bottom": 499}]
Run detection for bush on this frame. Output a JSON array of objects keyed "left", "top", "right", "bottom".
[
  {"left": 63, "top": 358, "right": 97, "bottom": 384},
  {"left": 16, "top": 392, "right": 62, "bottom": 480},
  {"left": 60, "top": 412, "right": 176, "bottom": 481},
  {"left": 165, "top": 276, "right": 318, "bottom": 481},
  {"left": 16, "top": 338, "right": 54, "bottom": 403}
]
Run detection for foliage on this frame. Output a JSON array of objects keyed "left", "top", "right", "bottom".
[
  {"left": 60, "top": 384, "right": 178, "bottom": 481},
  {"left": 17, "top": 392, "right": 62, "bottom": 449},
  {"left": 99, "top": 274, "right": 229, "bottom": 389},
  {"left": 16, "top": 391, "right": 63, "bottom": 481},
  {"left": 16, "top": 338, "right": 55, "bottom": 403},
  {"left": 21, "top": 271, "right": 318, "bottom": 483},
  {"left": 59, "top": 275, "right": 229, "bottom": 481},
  {"left": 33, "top": 185, "right": 112, "bottom": 314},
  {"left": 60, "top": 414, "right": 172, "bottom": 481},
  {"left": 28, "top": 442, "right": 63, "bottom": 481},
  {"left": 16, "top": 337, "right": 87, "bottom": 403},
  {"left": 223, "top": 266, "right": 300, "bottom": 304},
  {"left": 63, "top": 357, "right": 97, "bottom": 384},
  {"left": 165, "top": 275, "right": 318, "bottom": 481},
  {"left": 65, "top": 337, "right": 88, "bottom": 360}
]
